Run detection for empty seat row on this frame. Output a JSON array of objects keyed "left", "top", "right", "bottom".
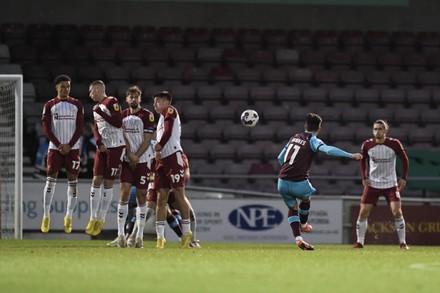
[
  {"left": 3, "top": 23, "right": 440, "bottom": 52},
  {"left": 9, "top": 45, "right": 300, "bottom": 67},
  {"left": 20, "top": 60, "right": 440, "bottom": 93},
  {"left": 10, "top": 43, "right": 440, "bottom": 72},
  {"left": 189, "top": 158, "right": 361, "bottom": 178}
]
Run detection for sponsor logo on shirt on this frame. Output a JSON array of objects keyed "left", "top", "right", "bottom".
[
  {"left": 124, "top": 126, "right": 140, "bottom": 134},
  {"left": 54, "top": 112, "right": 76, "bottom": 120},
  {"left": 371, "top": 157, "right": 391, "bottom": 163}
]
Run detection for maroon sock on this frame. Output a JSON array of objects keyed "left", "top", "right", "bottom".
[
  {"left": 299, "top": 201, "right": 310, "bottom": 225},
  {"left": 287, "top": 208, "right": 301, "bottom": 238}
]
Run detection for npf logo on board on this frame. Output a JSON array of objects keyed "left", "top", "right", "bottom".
[{"left": 228, "top": 205, "right": 283, "bottom": 231}]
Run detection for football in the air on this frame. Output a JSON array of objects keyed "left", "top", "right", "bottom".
[{"left": 240, "top": 109, "right": 259, "bottom": 127}]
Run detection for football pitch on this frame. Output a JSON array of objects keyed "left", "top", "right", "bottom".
[{"left": 1, "top": 240, "right": 439, "bottom": 293}]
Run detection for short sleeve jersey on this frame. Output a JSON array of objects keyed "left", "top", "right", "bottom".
[
  {"left": 93, "top": 96, "right": 125, "bottom": 148},
  {"left": 122, "top": 108, "right": 155, "bottom": 163},
  {"left": 156, "top": 105, "right": 183, "bottom": 158},
  {"left": 42, "top": 97, "right": 84, "bottom": 150},
  {"left": 361, "top": 137, "right": 408, "bottom": 189}
]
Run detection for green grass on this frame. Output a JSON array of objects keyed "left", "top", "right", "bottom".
[{"left": 1, "top": 240, "right": 439, "bottom": 293}]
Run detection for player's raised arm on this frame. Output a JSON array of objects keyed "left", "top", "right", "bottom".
[
  {"left": 93, "top": 98, "right": 123, "bottom": 128},
  {"left": 310, "top": 136, "right": 362, "bottom": 160}
]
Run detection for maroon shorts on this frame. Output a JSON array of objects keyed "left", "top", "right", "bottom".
[
  {"left": 120, "top": 161, "right": 151, "bottom": 189},
  {"left": 47, "top": 149, "right": 80, "bottom": 175},
  {"left": 93, "top": 146, "right": 125, "bottom": 179},
  {"left": 361, "top": 186, "right": 401, "bottom": 205},
  {"left": 154, "top": 151, "right": 185, "bottom": 190}
]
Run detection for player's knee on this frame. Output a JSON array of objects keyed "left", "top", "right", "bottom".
[
  {"left": 92, "top": 176, "right": 103, "bottom": 186},
  {"left": 157, "top": 194, "right": 168, "bottom": 206},
  {"left": 136, "top": 196, "right": 146, "bottom": 206},
  {"left": 359, "top": 209, "right": 370, "bottom": 219},
  {"left": 392, "top": 209, "right": 403, "bottom": 218}
]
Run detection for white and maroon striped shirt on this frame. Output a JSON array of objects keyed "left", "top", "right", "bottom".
[
  {"left": 156, "top": 105, "right": 183, "bottom": 158},
  {"left": 93, "top": 96, "right": 125, "bottom": 148},
  {"left": 42, "top": 97, "right": 84, "bottom": 150},
  {"left": 122, "top": 108, "right": 155, "bottom": 163},
  {"left": 361, "top": 137, "right": 409, "bottom": 189}
]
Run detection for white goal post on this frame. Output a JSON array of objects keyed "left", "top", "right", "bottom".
[{"left": 0, "top": 74, "right": 23, "bottom": 239}]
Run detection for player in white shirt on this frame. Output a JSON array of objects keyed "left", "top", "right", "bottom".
[
  {"left": 86, "top": 80, "right": 126, "bottom": 236},
  {"left": 152, "top": 91, "right": 192, "bottom": 249},
  {"left": 354, "top": 120, "right": 410, "bottom": 249},
  {"left": 117, "top": 86, "right": 155, "bottom": 248},
  {"left": 40, "top": 75, "right": 84, "bottom": 234}
]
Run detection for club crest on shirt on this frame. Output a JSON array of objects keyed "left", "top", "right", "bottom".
[
  {"left": 113, "top": 103, "right": 120, "bottom": 111},
  {"left": 167, "top": 107, "right": 174, "bottom": 115},
  {"left": 149, "top": 113, "right": 154, "bottom": 122}
]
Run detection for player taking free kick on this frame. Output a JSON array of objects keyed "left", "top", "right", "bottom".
[{"left": 277, "top": 113, "right": 362, "bottom": 250}]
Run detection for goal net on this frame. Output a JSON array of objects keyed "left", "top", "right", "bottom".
[{"left": 0, "top": 75, "right": 23, "bottom": 239}]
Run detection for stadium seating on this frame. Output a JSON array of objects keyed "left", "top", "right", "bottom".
[
  {"left": 38, "top": 47, "right": 64, "bottom": 66},
  {"left": 3, "top": 23, "right": 439, "bottom": 196},
  {"left": 106, "top": 25, "right": 132, "bottom": 48}
]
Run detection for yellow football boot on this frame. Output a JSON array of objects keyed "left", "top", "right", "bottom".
[
  {"left": 92, "top": 219, "right": 105, "bottom": 236},
  {"left": 181, "top": 231, "right": 193, "bottom": 248},
  {"left": 156, "top": 237, "right": 166, "bottom": 249},
  {"left": 41, "top": 217, "right": 50, "bottom": 233},
  {"left": 64, "top": 217, "right": 72, "bottom": 234},
  {"left": 85, "top": 219, "right": 97, "bottom": 235}
]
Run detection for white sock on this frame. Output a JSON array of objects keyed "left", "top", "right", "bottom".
[
  {"left": 89, "top": 186, "right": 101, "bottom": 220},
  {"left": 66, "top": 180, "right": 78, "bottom": 218},
  {"left": 117, "top": 201, "right": 128, "bottom": 236},
  {"left": 156, "top": 221, "right": 166, "bottom": 239},
  {"left": 136, "top": 204, "right": 147, "bottom": 239},
  {"left": 181, "top": 218, "right": 191, "bottom": 236},
  {"left": 98, "top": 188, "right": 114, "bottom": 221},
  {"left": 43, "top": 177, "right": 57, "bottom": 218},
  {"left": 190, "top": 210, "right": 197, "bottom": 241},
  {"left": 395, "top": 217, "right": 406, "bottom": 244},
  {"left": 356, "top": 218, "right": 368, "bottom": 245}
]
